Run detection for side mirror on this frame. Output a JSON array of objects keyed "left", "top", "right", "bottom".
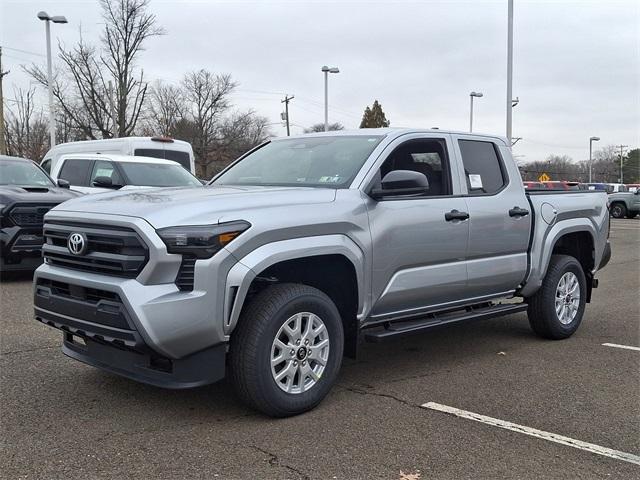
[
  {"left": 56, "top": 178, "right": 70, "bottom": 189},
  {"left": 370, "top": 170, "right": 429, "bottom": 200},
  {"left": 92, "top": 176, "right": 120, "bottom": 189}
]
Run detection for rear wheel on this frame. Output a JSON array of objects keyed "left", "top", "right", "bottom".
[
  {"left": 610, "top": 203, "right": 627, "bottom": 219},
  {"left": 229, "top": 283, "right": 344, "bottom": 417},
  {"left": 527, "top": 255, "right": 587, "bottom": 339}
]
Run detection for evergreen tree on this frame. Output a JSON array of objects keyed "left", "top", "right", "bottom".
[{"left": 359, "top": 100, "right": 390, "bottom": 128}]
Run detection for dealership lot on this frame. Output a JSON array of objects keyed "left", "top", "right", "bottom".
[{"left": 1, "top": 219, "right": 638, "bottom": 479}]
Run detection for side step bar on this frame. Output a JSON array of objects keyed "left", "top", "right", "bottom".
[{"left": 363, "top": 303, "right": 528, "bottom": 343}]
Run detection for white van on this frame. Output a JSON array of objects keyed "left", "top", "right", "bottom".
[
  {"left": 41, "top": 136, "right": 195, "bottom": 176},
  {"left": 50, "top": 153, "right": 202, "bottom": 194}
]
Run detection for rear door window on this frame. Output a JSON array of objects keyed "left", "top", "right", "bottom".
[
  {"left": 58, "top": 159, "right": 92, "bottom": 186},
  {"left": 458, "top": 140, "right": 506, "bottom": 195}
]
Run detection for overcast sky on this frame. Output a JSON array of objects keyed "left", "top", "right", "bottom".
[{"left": 1, "top": 0, "right": 638, "bottom": 162}]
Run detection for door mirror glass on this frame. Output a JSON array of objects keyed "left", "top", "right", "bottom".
[
  {"left": 56, "top": 178, "right": 70, "bottom": 189},
  {"left": 92, "top": 176, "right": 118, "bottom": 188},
  {"left": 370, "top": 170, "right": 429, "bottom": 199}
]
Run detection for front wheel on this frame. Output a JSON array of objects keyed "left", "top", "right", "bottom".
[
  {"left": 229, "top": 283, "right": 344, "bottom": 417},
  {"left": 610, "top": 203, "right": 627, "bottom": 219},
  {"left": 527, "top": 255, "right": 587, "bottom": 339}
]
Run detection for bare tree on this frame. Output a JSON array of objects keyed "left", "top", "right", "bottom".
[
  {"left": 26, "top": 0, "right": 163, "bottom": 139},
  {"left": 143, "top": 80, "right": 184, "bottom": 135},
  {"left": 304, "top": 122, "right": 344, "bottom": 133},
  {"left": 182, "top": 70, "right": 236, "bottom": 164},
  {"left": 4, "top": 87, "right": 49, "bottom": 160}
]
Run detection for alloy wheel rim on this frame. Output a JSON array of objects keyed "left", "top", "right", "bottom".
[
  {"left": 270, "top": 312, "right": 330, "bottom": 394},
  {"left": 555, "top": 272, "right": 580, "bottom": 325}
]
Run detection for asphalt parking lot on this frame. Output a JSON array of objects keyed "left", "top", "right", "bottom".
[{"left": 1, "top": 219, "right": 638, "bottom": 479}]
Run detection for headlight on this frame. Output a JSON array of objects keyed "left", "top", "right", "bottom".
[{"left": 157, "top": 221, "right": 250, "bottom": 259}]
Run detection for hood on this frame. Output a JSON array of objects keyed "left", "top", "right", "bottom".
[
  {"left": 51, "top": 185, "right": 337, "bottom": 227},
  {"left": 0, "top": 185, "right": 81, "bottom": 206}
]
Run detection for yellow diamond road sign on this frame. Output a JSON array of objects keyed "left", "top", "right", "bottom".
[{"left": 538, "top": 173, "right": 550, "bottom": 182}]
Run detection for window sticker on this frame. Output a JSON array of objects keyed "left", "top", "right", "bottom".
[{"left": 469, "top": 174, "right": 483, "bottom": 189}]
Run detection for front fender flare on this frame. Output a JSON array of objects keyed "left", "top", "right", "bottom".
[{"left": 223, "top": 235, "right": 367, "bottom": 335}]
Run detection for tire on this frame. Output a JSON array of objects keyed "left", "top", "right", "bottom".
[
  {"left": 610, "top": 203, "right": 627, "bottom": 219},
  {"left": 527, "top": 255, "right": 587, "bottom": 340},
  {"left": 229, "top": 283, "right": 344, "bottom": 417}
]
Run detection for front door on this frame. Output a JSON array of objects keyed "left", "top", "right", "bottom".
[{"left": 365, "top": 135, "right": 470, "bottom": 322}]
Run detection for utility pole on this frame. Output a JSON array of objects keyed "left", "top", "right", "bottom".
[
  {"left": 0, "top": 47, "right": 10, "bottom": 155},
  {"left": 506, "top": 0, "right": 514, "bottom": 143},
  {"left": 108, "top": 80, "right": 118, "bottom": 138},
  {"left": 281, "top": 94, "right": 294, "bottom": 136},
  {"left": 616, "top": 144, "right": 628, "bottom": 183}
]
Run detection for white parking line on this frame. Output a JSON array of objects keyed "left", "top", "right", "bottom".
[
  {"left": 602, "top": 343, "right": 640, "bottom": 352},
  {"left": 421, "top": 402, "right": 640, "bottom": 466}
]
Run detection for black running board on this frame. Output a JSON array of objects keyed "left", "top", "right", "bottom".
[{"left": 363, "top": 303, "right": 528, "bottom": 343}]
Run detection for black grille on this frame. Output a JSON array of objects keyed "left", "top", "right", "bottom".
[
  {"left": 9, "top": 204, "right": 56, "bottom": 226},
  {"left": 42, "top": 221, "right": 148, "bottom": 278},
  {"left": 175, "top": 255, "right": 196, "bottom": 291}
]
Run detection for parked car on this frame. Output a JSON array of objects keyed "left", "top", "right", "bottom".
[
  {"left": 41, "top": 136, "right": 196, "bottom": 175},
  {"left": 586, "top": 183, "right": 614, "bottom": 193},
  {"left": 608, "top": 190, "right": 640, "bottom": 218},
  {"left": 523, "top": 181, "right": 544, "bottom": 189},
  {"left": 605, "top": 183, "right": 628, "bottom": 193},
  {"left": 0, "top": 155, "right": 80, "bottom": 272},
  {"left": 34, "top": 129, "right": 611, "bottom": 417},
  {"left": 626, "top": 184, "right": 640, "bottom": 193},
  {"left": 49, "top": 154, "right": 202, "bottom": 194},
  {"left": 541, "top": 181, "right": 582, "bottom": 190}
]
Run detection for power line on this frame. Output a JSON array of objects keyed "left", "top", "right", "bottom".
[{"left": 2, "top": 46, "right": 46, "bottom": 58}]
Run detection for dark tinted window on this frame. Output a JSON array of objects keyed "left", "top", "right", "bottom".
[
  {"left": 459, "top": 140, "right": 505, "bottom": 195},
  {"left": 41, "top": 159, "right": 52, "bottom": 174},
  {"left": 90, "top": 160, "right": 123, "bottom": 186},
  {"left": 378, "top": 139, "right": 451, "bottom": 196},
  {"left": 59, "top": 159, "right": 92, "bottom": 186},
  {"left": 134, "top": 148, "right": 191, "bottom": 170}
]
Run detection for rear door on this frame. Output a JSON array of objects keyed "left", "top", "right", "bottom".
[
  {"left": 451, "top": 135, "right": 531, "bottom": 298},
  {"left": 365, "top": 133, "right": 470, "bottom": 321}
]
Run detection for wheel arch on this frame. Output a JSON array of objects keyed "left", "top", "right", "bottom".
[{"left": 224, "top": 235, "right": 366, "bottom": 358}]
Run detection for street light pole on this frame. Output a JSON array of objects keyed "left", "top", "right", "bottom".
[
  {"left": 589, "top": 136, "right": 600, "bottom": 183},
  {"left": 38, "top": 11, "right": 67, "bottom": 148},
  {"left": 469, "top": 91, "right": 483, "bottom": 132},
  {"left": 506, "top": 0, "right": 514, "bottom": 143},
  {"left": 321, "top": 65, "right": 339, "bottom": 132}
]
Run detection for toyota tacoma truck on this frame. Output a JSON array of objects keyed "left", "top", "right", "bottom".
[
  {"left": 1, "top": 155, "right": 80, "bottom": 272},
  {"left": 33, "top": 129, "right": 611, "bottom": 417}
]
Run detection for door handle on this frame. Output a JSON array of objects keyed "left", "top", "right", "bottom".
[
  {"left": 445, "top": 209, "right": 470, "bottom": 221},
  {"left": 509, "top": 206, "right": 530, "bottom": 217}
]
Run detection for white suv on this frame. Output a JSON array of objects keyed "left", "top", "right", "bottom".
[{"left": 49, "top": 154, "right": 202, "bottom": 194}]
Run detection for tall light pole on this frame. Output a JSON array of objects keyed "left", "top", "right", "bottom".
[
  {"left": 321, "top": 65, "right": 339, "bottom": 132},
  {"left": 506, "top": 0, "right": 514, "bottom": 143},
  {"left": 589, "top": 136, "right": 600, "bottom": 183},
  {"left": 469, "top": 91, "right": 483, "bottom": 132},
  {"left": 37, "top": 11, "right": 68, "bottom": 148}
]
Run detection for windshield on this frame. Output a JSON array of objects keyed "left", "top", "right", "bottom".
[
  {"left": 119, "top": 162, "right": 202, "bottom": 187},
  {"left": 0, "top": 159, "right": 54, "bottom": 186},
  {"left": 213, "top": 135, "right": 384, "bottom": 188}
]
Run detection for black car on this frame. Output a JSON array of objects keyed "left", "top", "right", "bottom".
[{"left": 0, "top": 155, "right": 80, "bottom": 272}]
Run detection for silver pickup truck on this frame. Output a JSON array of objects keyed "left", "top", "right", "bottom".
[{"left": 33, "top": 129, "right": 611, "bottom": 417}]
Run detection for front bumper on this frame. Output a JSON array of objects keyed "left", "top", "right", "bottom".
[
  {"left": 33, "top": 211, "right": 241, "bottom": 388},
  {"left": 1, "top": 226, "right": 45, "bottom": 271}
]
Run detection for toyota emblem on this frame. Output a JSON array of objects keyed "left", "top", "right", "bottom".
[{"left": 67, "top": 232, "right": 88, "bottom": 255}]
